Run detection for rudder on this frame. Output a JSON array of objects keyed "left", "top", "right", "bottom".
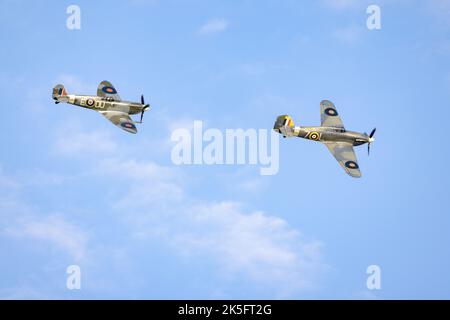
[{"left": 273, "top": 115, "right": 295, "bottom": 137}]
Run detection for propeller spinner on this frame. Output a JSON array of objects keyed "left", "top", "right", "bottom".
[
  {"left": 140, "top": 94, "right": 150, "bottom": 123},
  {"left": 367, "top": 128, "right": 376, "bottom": 155}
]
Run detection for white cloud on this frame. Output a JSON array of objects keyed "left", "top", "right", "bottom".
[
  {"left": 54, "top": 129, "right": 118, "bottom": 156},
  {"left": 16, "top": 170, "right": 70, "bottom": 188},
  {"left": 351, "top": 290, "right": 379, "bottom": 300},
  {"left": 426, "top": 0, "right": 450, "bottom": 28},
  {"left": 0, "top": 169, "right": 88, "bottom": 263},
  {"left": 102, "top": 156, "right": 326, "bottom": 295},
  {"left": 321, "top": 0, "right": 388, "bottom": 13},
  {"left": 173, "top": 202, "right": 325, "bottom": 294},
  {"left": 167, "top": 117, "right": 197, "bottom": 133},
  {"left": 0, "top": 286, "right": 49, "bottom": 300},
  {"left": 429, "top": 0, "right": 450, "bottom": 13},
  {"left": 332, "top": 25, "right": 362, "bottom": 44},
  {"left": 4, "top": 215, "right": 88, "bottom": 262},
  {"left": 98, "top": 158, "right": 179, "bottom": 182},
  {"left": 55, "top": 74, "right": 94, "bottom": 95},
  {"left": 64, "top": 120, "right": 327, "bottom": 295},
  {"left": 321, "top": 0, "right": 359, "bottom": 11},
  {"left": 96, "top": 158, "right": 185, "bottom": 206},
  {"left": 0, "top": 121, "right": 327, "bottom": 297},
  {"left": 236, "top": 177, "right": 269, "bottom": 194},
  {"left": 0, "top": 166, "right": 20, "bottom": 189},
  {"left": 198, "top": 18, "right": 229, "bottom": 35}
]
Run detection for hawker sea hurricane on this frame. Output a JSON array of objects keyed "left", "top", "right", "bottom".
[
  {"left": 274, "top": 100, "right": 376, "bottom": 178},
  {"left": 52, "top": 80, "right": 150, "bottom": 134}
]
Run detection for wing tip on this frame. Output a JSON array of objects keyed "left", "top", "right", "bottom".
[
  {"left": 320, "top": 99, "right": 335, "bottom": 106},
  {"left": 348, "top": 170, "right": 362, "bottom": 178},
  {"left": 120, "top": 123, "right": 138, "bottom": 134},
  {"left": 122, "top": 128, "right": 137, "bottom": 134}
]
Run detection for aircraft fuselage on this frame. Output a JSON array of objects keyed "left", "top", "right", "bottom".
[
  {"left": 288, "top": 126, "right": 371, "bottom": 146},
  {"left": 63, "top": 94, "right": 145, "bottom": 115}
]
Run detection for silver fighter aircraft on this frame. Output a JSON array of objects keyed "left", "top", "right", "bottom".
[
  {"left": 52, "top": 80, "right": 150, "bottom": 134},
  {"left": 274, "top": 100, "right": 376, "bottom": 178}
]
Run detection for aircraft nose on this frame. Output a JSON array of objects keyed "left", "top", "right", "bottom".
[{"left": 369, "top": 137, "right": 375, "bottom": 143}]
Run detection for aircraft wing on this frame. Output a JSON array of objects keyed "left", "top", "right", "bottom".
[
  {"left": 323, "top": 142, "right": 361, "bottom": 178},
  {"left": 99, "top": 111, "right": 137, "bottom": 134},
  {"left": 320, "top": 100, "right": 345, "bottom": 129},
  {"left": 97, "top": 80, "right": 121, "bottom": 101}
]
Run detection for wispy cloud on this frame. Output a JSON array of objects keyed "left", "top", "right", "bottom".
[
  {"left": 122, "top": 196, "right": 325, "bottom": 295},
  {"left": 4, "top": 215, "right": 88, "bottom": 262},
  {"left": 53, "top": 127, "right": 326, "bottom": 296},
  {"left": 428, "top": 0, "right": 450, "bottom": 14},
  {"left": 54, "top": 129, "right": 118, "bottom": 156},
  {"left": 97, "top": 158, "right": 185, "bottom": 206},
  {"left": 55, "top": 74, "right": 94, "bottom": 94},
  {"left": 0, "top": 286, "right": 49, "bottom": 300},
  {"left": 172, "top": 202, "right": 325, "bottom": 294},
  {"left": 426, "top": 0, "right": 450, "bottom": 27},
  {"left": 321, "top": 0, "right": 387, "bottom": 13},
  {"left": 0, "top": 168, "right": 88, "bottom": 263},
  {"left": 332, "top": 25, "right": 362, "bottom": 44},
  {"left": 1, "top": 123, "right": 327, "bottom": 298},
  {"left": 100, "top": 152, "right": 326, "bottom": 295},
  {"left": 198, "top": 18, "right": 229, "bottom": 35},
  {"left": 0, "top": 166, "right": 20, "bottom": 189},
  {"left": 351, "top": 290, "right": 380, "bottom": 300},
  {"left": 236, "top": 177, "right": 269, "bottom": 194},
  {"left": 0, "top": 208, "right": 85, "bottom": 266},
  {"left": 321, "top": 0, "right": 359, "bottom": 11}
]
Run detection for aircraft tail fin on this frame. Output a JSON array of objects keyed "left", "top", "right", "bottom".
[
  {"left": 273, "top": 115, "right": 295, "bottom": 137},
  {"left": 52, "top": 84, "right": 69, "bottom": 104}
]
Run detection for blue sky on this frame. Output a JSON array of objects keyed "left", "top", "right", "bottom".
[{"left": 1, "top": 0, "right": 450, "bottom": 299}]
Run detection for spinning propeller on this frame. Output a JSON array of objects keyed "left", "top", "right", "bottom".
[
  {"left": 140, "top": 94, "right": 150, "bottom": 123},
  {"left": 367, "top": 128, "right": 376, "bottom": 155}
]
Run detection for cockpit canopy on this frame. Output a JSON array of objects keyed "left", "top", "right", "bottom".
[{"left": 101, "top": 96, "right": 115, "bottom": 102}]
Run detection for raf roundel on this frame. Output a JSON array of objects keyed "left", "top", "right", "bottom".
[
  {"left": 324, "top": 108, "right": 338, "bottom": 116},
  {"left": 102, "top": 86, "right": 117, "bottom": 94},
  {"left": 308, "top": 131, "right": 320, "bottom": 141},
  {"left": 86, "top": 99, "right": 95, "bottom": 107},
  {"left": 344, "top": 161, "right": 359, "bottom": 169},
  {"left": 121, "top": 122, "right": 136, "bottom": 130}
]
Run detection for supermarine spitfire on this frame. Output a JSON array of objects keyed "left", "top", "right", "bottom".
[
  {"left": 52, "top": 80, "right": 150, "bottom": 134},
  {"left": 274, "top": 100, "right": 376, "bottom": 178}
]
